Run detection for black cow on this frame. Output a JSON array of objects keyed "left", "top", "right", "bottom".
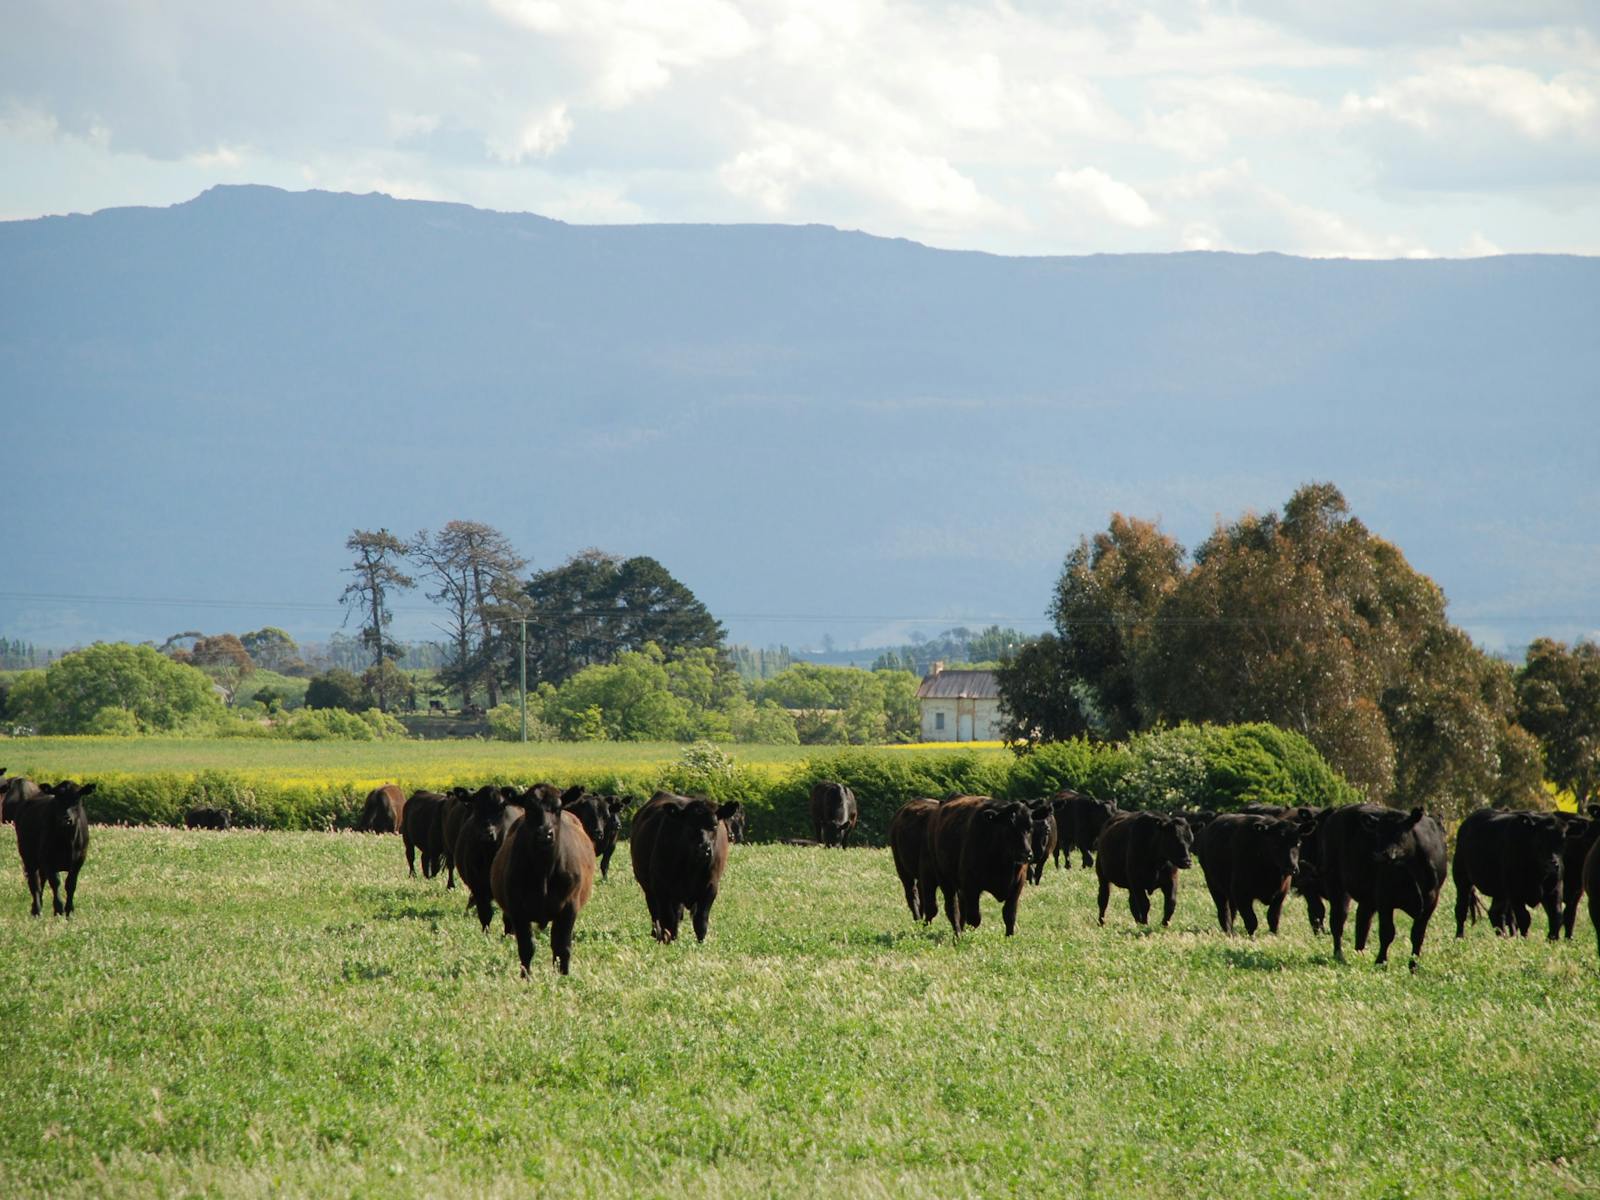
[
  {"left": 13, "top": 781, "right": 93, "bottom": 917},
  {"left": 889, "top": 798, "right": 940, "bottom": 923},
  {"left": 454, "top": 787, "right": 525, "bottom": 930},
  {"left": 2, "top": 773, "right": 43, "bottom": 824},
  {"left": 563, "top": 792, "right": 633, "bottom": 879},
  {"left": 1197, "top": 813, "right": 1304, "bottom": 935},
  {"left": 1558, "top": 805, "right": 1600, "bottom": 939},
  {"left": 723, "top": 806, "right": 748, "bottom": 845},
  {"left": 926, "top": 795, "right": 1033, "bottom": 937},
  {"left": 401, "top": 790, "right": 448, "bottom": 878},
  {"left": 438, "top": 788, "right": 473, "bottom": 889},
  {"left": 1321, "top": 804, "right": 1447, "bottom": 971},
  {"left": 1288, "top": 806, "right": 1332, "bottom": 934},
  {"left": 630, "top": 792, "right": 742, "bottom": 944},
  {"left": 1026, "top": 802, "right": 1057, "bottom": 885},
  {"left": 1051, "top": 791, "right": 1117, "bottom": 869},
  {"left": 1586, "top": 837, "right": 1600, "bottom": 963},
  {"left": 1094, "top": 812, "right": 1194, "bottom": 927},
  {"left": 1452, "top": 807, "right": 1568, "bottom": 940},
  {"left": 489, "top": 789, "right": 596, "bottom": 976},
  {"left": 809, "top": 781, "right": 858, "bottom": 848},
  {"left": 184, "top": 806, "right": 232, "bottom": 830}
]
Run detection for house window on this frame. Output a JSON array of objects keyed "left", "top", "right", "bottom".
[{"left": 935, "top": 711, "right": 945, "bottom": 731}]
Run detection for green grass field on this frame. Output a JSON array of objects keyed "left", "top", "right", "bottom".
[{"left": 1, "top": 827, "right": 1596, "bottom": 1197}]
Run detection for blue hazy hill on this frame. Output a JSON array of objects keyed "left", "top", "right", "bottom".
[{"left": 2, "top": 184, "right": 1596, "bottom": 652}]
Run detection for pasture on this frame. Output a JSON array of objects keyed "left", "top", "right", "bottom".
[{"left": 1, "top": 826, "right": 1597, "bottom": 1197}]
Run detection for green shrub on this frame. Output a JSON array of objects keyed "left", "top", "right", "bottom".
[{"left": 486, "top": 703, "right": 557, "bottom": 743}]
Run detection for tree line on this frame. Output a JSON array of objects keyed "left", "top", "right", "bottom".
[{"left": 998, "top": 482, "right": 1597, "bottom": 818}]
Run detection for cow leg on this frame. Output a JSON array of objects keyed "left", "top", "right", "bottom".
[
  {"left": 1515, "top": 904, "right": 1532, "bottom": 938},
  {"left": 1563, "top": 894, "right": 1579, "bottom": 940},
  {"left": 1352, "top": 901, "right": 1375, "bottom": 952},
  {"left": 445, "top": 858, "right": 455, "bottom": 889},
  {"left": 1266, "top": 891, "right": 1286, "bottom": 935},
  {"left": 1096, "top": 878, "right": 1110, "bottom": 926},
  {"left": 1054, "top": 844, "right": 1065, "bottom": 870},
  {"left": 1001, "top": 888, "right": 1019, "bottom": 937},
  {"left": 901, "top": 873, "right": 919, "bottom": 920},
  {"left": 551, "top": 908, "right": 576, "bottom": 974},
  {"left": 943, "top": 886, "right": 962, "bottom": 936},
  {"left": 1207, "top": 880, "right": 1231, "bottom": 933},
  {"left": 26, "top": 866, "right": 42, "bottom": 917},
  {"left": 1081, "top": 848, "right": 1094, "bottom": 869},
  {"left": 475, "top": 894, "right": 494, "bottom": 931},
  {"left": 1328, "top": 890, "right": 1349, "bottom": 961},
  {"left": 513, "top": 920, "right": 535, "bottom": 978},
  {"left": 1375, "top": 906, "right": 1396, "bottom": 966},
  {"left": 64, "top": 865, "right": 80, "bottom": 917},
  {"left": 47, "top": 871, "right": 63, "bottom": 916},
  {"left": 1544, "top": 893, "right": 1562, "bottom": 942},
  {"left": 404, "top": 837, "right": 416, "bottom": 876},
  {"left": 961, "top": 887, "right": 983, "bottom": 930},
  {"left": 1159, "top": 875, "right": 1178, "bottom": 928},
  {"left": 663, "top": 902, "right": 684, "bottom": 943},
  {"left": 1591, "top": 887, "right": 1600, "bottom": 962},
  {"left": 599, "top": 847, "right": 614, "bottom": 880},
  {"left": 692, "top": 894, "right": 715, "bottom": 943},
  {"left": 1455, "top": 882, "right": 1473, "bottom": 938},
  {"left": 1129, "top": 888, "right": 1149, "bottom": 926},
  {"left": 1239, "top": 899, "right": 1259, "bottom": 937},
  {"left": 1409, "top": 902, "right": 1436, "bottom": 973},
  {"left": 1304, "top": 891, "right": 1325, "bottom": 935}
]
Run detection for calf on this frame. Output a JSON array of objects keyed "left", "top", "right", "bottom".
[
  {"left": 184, "top": 806, "right": 232, "bottom": 830},
  {"left": 1197, "top": 813, "right": 1304, "bottom": 935},
  {"left": 562, "top": 791, "right": 633, "bottom": 879},
  {"left": 13, "top": 781, "right": 93, "bottom": 917},
  {"left": 401, "top": 790, "right": 448, "bottom": 878},
  {"left": 488, "top": 789, "right": 596, "bottom": 975},
  {"left": 454, "top": 787, "right": 525, "bottom": 931},
  {"left": 1026, "top": 801, "right": 1057, "bottom": 885},
  {"left": 1558, "top": 805, "right": 1600, "bottom": 939},
  {"left": 724, "top": 806, "right": 748, "bottom": 845},
  {"left": 1452, "top": 808, "right": 1567, "bottom": 940},
  {"left": 889, "top": 798, "right": 940, "bottom": 923},
  {"left": 1051, "top": 791, "right": 1117, "bottom": 869},
  {"left": 1095, "top": 812, "right": 1194, "bottom": 927},
  {"left": 809, "top": 781, "right": 858, "bottom": 848},
  {"left": 630, "top": 791, "right": 742, "bottom": 944},
  {"left": 926, "top": 795, "right": 1033, "bottom": 937},
  {"left": 1321, "top": 803, "right": 1446, "bottom": 971},
  {"left": 355, "top": 784, "right": 406, "bottom": 833}
]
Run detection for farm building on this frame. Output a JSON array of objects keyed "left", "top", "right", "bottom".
[{"left": 916, "top": 663, "right": 1003, "bottom": 742}]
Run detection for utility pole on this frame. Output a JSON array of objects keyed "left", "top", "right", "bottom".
[{"left": 519, "top": 619, "right": 528, "bottom": 742}]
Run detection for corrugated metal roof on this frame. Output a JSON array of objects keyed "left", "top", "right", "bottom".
[{"left": 915, "top": 669, "right": 1000, "bottom": 700}]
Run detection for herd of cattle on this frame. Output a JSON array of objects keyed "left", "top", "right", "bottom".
[{"left": 5, "top": 766, "right": 1600, "bottom": 979}]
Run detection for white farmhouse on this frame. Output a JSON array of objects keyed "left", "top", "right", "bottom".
[{"left": 916, "top": 663, "right": 1003, "bottom": 742}]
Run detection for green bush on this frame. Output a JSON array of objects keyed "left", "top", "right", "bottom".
[
  {"left": 274, "top": 707, "right": 409, "bottom": 741},
  {"left": 486, "top": 703, "right": 557, "bottom": 743}
]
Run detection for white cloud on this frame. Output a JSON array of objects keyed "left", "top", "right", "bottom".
[
  {"left": 1053, "top": 167, "right": 1158, "bottom": 228},
  {"left": 487, "top": 105, "right": 573, "bottom": 164}
]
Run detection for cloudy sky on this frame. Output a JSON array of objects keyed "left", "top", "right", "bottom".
[{"left": 3, "top": 1, "right": 1598, "bottom": 256}]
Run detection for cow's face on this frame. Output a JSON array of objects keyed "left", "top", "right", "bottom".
[
  {"left": 821, "top": 788, "right": 851, "bottom": 826},
  {"left": 526, "top": 799, "right": 564, "bottom": 851},
  {"left": 1268, "top": 821, "right": 1302, "bottom": 878},
  {"left": 1029, "top": 805, "right": 1054, "bottom": 854},
  {"left": 1361, "top": 807, "right": 1424, "bottom": 863},
  {"left": 668, "top": 801, "right": 725, "bottom": 867},
  {"left": 1164, "top": 819, "right": 1195, "bottom": 870},
  {"left": 983, "top": 802, "right": 1034, "bottom": 867},
  {"left": 1525, "top": 815, "right": 1567, "bottom": 885},
  {"left": 48, "top": 781, "right": 93, "bottom": 830}
]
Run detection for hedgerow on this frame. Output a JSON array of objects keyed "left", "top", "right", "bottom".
[{"left": 4, "top": 722, "right": 1360, "bottom": 839}]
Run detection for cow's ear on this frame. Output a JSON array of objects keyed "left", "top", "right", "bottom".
[
  {"left": 1407, "top": 807, "right": 1424, "bottom": 826},
  {"left": 1588, "top": 804, "right": 1600, "bottom": 819},
  {"left": 608, "top": 797, "right": 628, "bottom": 814},
  {"left": 78, "top": 782, "right": 96, "bottom": 799},
  {"left": 560, "top": 785, "right": 585, "bottom": 807},
  {"left": 716, "top": 801, "right": 742, "bottom": 822},
  {"left": 1564, "top": 818, "right": 1589, "bottom": 839}
]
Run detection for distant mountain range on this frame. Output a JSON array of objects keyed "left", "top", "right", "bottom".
[{"left": 2, "top": 185, "right": 1596, "bottom": 655}]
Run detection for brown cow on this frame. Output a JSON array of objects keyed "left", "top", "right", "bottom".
[
  {"left": 355, "top": 784, "right": 406, "bottom": 833},
  {"left": 630, "top": 791, "right": 742, "bottom": 943},
  {"left": 889, "top": 798, "right": 940, "bottom": 923},
  {"left": 489, "top": 789, "right": 596, "bottom": 975},
  {"left": 926, "top": 795, "right": 1033, "bottom": 937}
]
